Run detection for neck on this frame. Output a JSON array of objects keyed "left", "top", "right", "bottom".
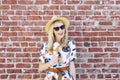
[{"left": 56, "top": 38, "right": 61, "bottom": 43}]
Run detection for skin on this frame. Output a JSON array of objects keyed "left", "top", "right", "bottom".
[
  {"left": 53, "top": 21, "right": 65, "bottom": 42},
  {"left": 39, "top": 21, "right": 76, "bottom": 80}
]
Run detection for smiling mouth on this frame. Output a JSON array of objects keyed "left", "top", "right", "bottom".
[{"left": 58, "top": 33, "right": 63, "bottom": 36}]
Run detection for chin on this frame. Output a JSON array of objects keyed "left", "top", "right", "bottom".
[{"left": 59, "top": 35, "right": 64, "bottom": 39}]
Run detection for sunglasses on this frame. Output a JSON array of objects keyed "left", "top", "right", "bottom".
[{"left": 54, "top": 25, "right": 65, "bottom": 31}]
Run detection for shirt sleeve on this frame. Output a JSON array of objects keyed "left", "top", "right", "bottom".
[
  {"left": 39, "top": 43, "right": 47, "bottom": 63},
  {"left": 69, "top": 40, "right": 77, "bottom": 62}
]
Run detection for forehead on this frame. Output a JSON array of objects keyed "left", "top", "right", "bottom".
[{"left": 53, "top": 21, "right": 64, "bottom": 27}]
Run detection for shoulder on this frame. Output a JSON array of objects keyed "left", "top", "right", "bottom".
[
  {"left": 40, "top": 42, "right": 48, "bottom": 52},
  {"left": 40, "top": 42, "right": 48, "bottom": 56},
  {"left": 41, "top": 42, "right": 48, "bottom": 48}
]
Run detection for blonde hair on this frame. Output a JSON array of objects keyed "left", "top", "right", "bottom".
[{"left": 47, "top": 21, "right": 68, "bottom": 52}]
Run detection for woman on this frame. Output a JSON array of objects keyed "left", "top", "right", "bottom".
[{"left": 39, "top": 16, "right": 77, "bottom": 80}]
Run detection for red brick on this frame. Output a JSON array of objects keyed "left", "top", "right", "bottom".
[
  {"left": 91, "top": 37, "right": 106, "bottom": 41},
  {"left": 94, "top": 53, "right": 109, "bottom": 58},
  {"left": 35, "top": 0, "right": 49, "bottom": 4},
  {"left": 94, "top": 64, "right": 107, "bottom": 68},
  {"left": 60, "top": 6, "right": 75, "bottom": 10},
  {"left": 1, "top": 75, "right": 8, "bottom": 79},
  {"left": 105, "top": 48, "right": 118, "bottom": 52},
  {"left": 107, "top": 37, "right": 120, "bottom": 41},
  {"left": 18, "top": 32, "right": 33, "bottom": 36},
  {"left": 16, "top": 53, "right": 31, "bottom": 57},
  {"left": 7, "top": 69, "right": 21, "bottom": 73},
  {"left": 109, "top": 64, "right": 120, "bottom": 68},
  {"left": 2, "top": 0, "right": 17, "bottom": 4},
  {"left": 81, "top": 64, "right": 92, "bottom": 68},
  {"left": 7, "top": 58, "right": 21, "bottom": 63},
  {"left": 43, "top": 6, "right": 59, "bottom": 10},
  {"left": 105, "top": 74, "right": 111, "bottom": 78},
  {"left": 32, "top": 53, "right": 39, "bottom": 57},
  {"left": 68, "top": 1, "right": 81, "bottom": 4},
  {"left": 51, "top": 0, "right": 65, "bottom": 4},
  {"left": 23, "top": 69, "right": 38, "bottom": 73},
  {"left": 102, "top": 0, "right": 115, "bottom": 4},
  {"left": 25, "top": 37, "right": 40, "bottom": 41},
  {"left": 10, "top": 37, "right": 25, "bottom": 41},
  {"left": 23, "top": 58, "right": 31, "bottom": 62},
  {"left": 97, "top": 74, "right": 103, "bottom": 79},
  {"left": 54, "top": 11, "right": 61, "bottom": 15},
  {"left": 89, "top": 48, "right": 103, "bottom": 52},
  {"left": 75, "top": 37, "right": 90, "bottom": 42},
  {"left": 2, "top": 22, "right": 18, "bottom": 26},
  {"left": 104, "top": 58, "right": 117, "bottom": 63},
  {"left": 88, "top": 59, "right": 103, "bottom": 63},
  {"left": 114, "top": 32, "right": 120, "bottom": 36},
  {"left": 99, "top": 32, "right": 113, "bottom": 36},
  {"left": 21, "top": 42, "right": 28, "bottom": 47},
  {"left": 18, "top": 0, "right": 34, "bottom": 4},
  {"left": 34, "top": 32, "right": 47, "bottom": 36},
  {"left": 80, "top": 74, "right": 88, "bottom": 78},
  {"left": 110, "top": 53, "right": 120, "bottom": 57},
  {"left": 0, "top": 48, "right": 5, "bottom": 52},
  {"left": 27, "top": 16, "right": 42, "bottom": 20},
  {"left": 0, "top": 5, "right": 9, "bottom": 10},
  {"left": 16, "top": 63, "right": 31, "bottom": 68},
  {"left": 0, "top": 58, "right": 5, "bottom": 63},
  {"left": 0, "top": 27, "right": 9, "bottom": 31},
  {"left": 10, "top": 16, "right": 25, "bottom": 20},
  {"left": 23, "top": 48, "right": 39, "bottom": 52},
  {"left": 11, "top": 5, "right": 26, "bottom": 10},
  {"left": 2, "top": 32, "right": 17, "bottom": 36},
  {"left": 87, "top": 69, "right": 101, "bottom": 73},
  {"left": 0, "top": 64, "right": 14, "bottom": 68},
  {"left": 113, "top": 74, "right": 119, "bottom": 78},
  {"left": 33, "top": 74, "right": 40, "bottom": 79},
  {"left": 7, "top": 48, "right": 21, "bottom": 52},
  {"left": 84, "top": 0, "right": 100, "bottom": 4},
  {"left": 40, "top": 73, "right": 46, "bottom": 78},
  {"left": 9, "top": 74, "right": 16, "bottom": 79},
  {"left": 69, "top": 32, "right": 81, "bottom": 36},
  {"left": 99, "top": 22, "right": 112, "bottom": 25},
  {"left": 116, "top": 1, "right": 120, "bottom": 4},
  {"left": 92, "top": 16, "right": 106, "bottom": 20},
  {"left": 77, "top": 5, "right": 91, "bottom": 10},
  {"left": 24, "top": 74, "right": 32, "bottom": 79},
  {"left": 83, "top": 32, "right": 98, "bottom": 36},
  {"left": 0, "top": 69, "right": 5, "bottom": 73},
  {"left": 32, "top": 63, "right": 39, "bottom": 68},
  {"left": 2, "top": 10, "right": 14, "bottom": 15}
]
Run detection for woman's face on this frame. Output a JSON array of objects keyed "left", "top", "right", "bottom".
[{"left": 53, "top": 21, "right": 65, "bottom": 41}]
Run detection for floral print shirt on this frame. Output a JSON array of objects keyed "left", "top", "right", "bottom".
[{"left": 39, "top": 40, "right": 77, "bottom": 80}]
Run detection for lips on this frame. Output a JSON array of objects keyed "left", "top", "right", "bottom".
[{"left": 58, "top": 33, "right": 63, "bottom": 36}]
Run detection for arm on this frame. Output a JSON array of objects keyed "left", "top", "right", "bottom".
[
  {"left": 39, "top": 61, "right": 52, "bottom": 72},
  {"left": 39, "top": 53, "right": 59, "bottom": 72},
  {"left": 70, "top": 61, "right": 76, "bottom": 80}
]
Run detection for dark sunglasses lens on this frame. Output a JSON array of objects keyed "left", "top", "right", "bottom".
[
  {"left": 54, "top": 27, "right": 59, "bottom": 31},
  {"left": 61, "top": 25, "right": 65, "bottom": 30}
]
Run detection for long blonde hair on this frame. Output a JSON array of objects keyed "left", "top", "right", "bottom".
[{"left": 47, "top": 21, "right": 68, "bottom": 52}]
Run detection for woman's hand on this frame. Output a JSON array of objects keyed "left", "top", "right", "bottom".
[{"left": 53, "top": 42, "right": 60, "bottom": 53}]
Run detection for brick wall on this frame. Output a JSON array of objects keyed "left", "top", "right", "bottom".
[{"left": 0, "top": 0, "right": 120, "bottom": 80}]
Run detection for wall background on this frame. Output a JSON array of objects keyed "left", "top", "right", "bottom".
[{"left": 0, "top": 0, "right": 120, "bottom": 80}]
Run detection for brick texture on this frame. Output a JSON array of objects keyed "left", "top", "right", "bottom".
[{"left": 0, "top": 0, "right": 120, "bottom": 80}]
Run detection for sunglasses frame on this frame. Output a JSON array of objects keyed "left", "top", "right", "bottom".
[{"left": 53, "top": 25, "right": 65, "bottom": 31}]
